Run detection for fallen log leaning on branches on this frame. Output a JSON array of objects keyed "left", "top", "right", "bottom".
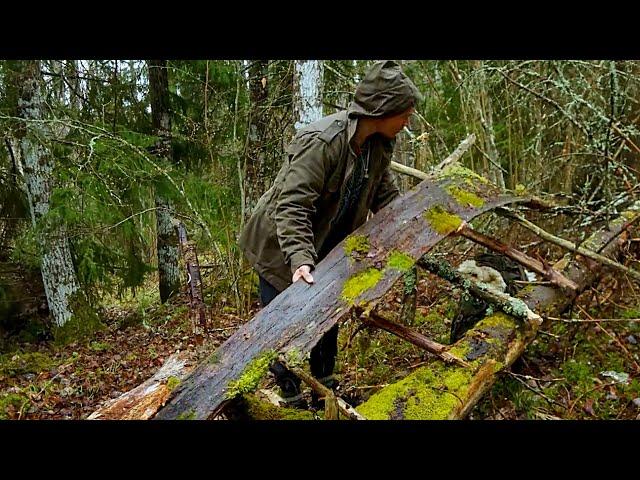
[
  {"left": 154, "top": 146, "right": 530, "bottom": 420},
  {"left": 354, "top": 200, "right": 640, "bottom": 419}
]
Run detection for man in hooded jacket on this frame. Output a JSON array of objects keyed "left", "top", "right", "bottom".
[{"left": 239, "top": 60, "right": 422, "bottom": 408}]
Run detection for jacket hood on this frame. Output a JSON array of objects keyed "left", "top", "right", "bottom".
[{"left": 347, "top": 60, "right": 423, "bottom": 119}]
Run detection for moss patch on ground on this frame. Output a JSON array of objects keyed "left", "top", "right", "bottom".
[
  {"left": 239, "top": 394, "right": 316, "bottom": 420},
  {"left": 0, "top": 351, "right": 60, "bottom": 377}
]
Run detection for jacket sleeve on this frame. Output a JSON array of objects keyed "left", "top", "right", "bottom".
[
  {"left": 275, "top": 133, "right": 333, "bottom": 275},
  {"left": 371, "top": 166, "right": 400, "bottom": 213}
]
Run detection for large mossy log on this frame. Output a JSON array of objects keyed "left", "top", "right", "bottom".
[
  {"left": 155, "top": 165, "right": 529, "bottom": 420},
  {"left": 356, "top": 201, "right": 640, "bottom": 419}
]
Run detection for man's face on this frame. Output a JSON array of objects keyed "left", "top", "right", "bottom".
[{"left": 377, "top": 107, "right": 415, "bottom": 139}]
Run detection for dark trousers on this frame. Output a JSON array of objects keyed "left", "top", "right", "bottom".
[{"left": 259, "top": 276, "right": 339, "bottom": 395}]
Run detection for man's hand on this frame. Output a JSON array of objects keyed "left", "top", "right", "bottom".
[{"left": 292, "top": 265, "right": 314, "bottom": 284}]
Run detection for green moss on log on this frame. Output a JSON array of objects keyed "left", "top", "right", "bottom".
[
  {"left": 424, "top": 206, "right": 463, "bottom": 235},
  {"left": 387, "top": 251, "right": 414, "bottom": 272},
  {"left": 356, "top": 362, "right": 472, "bottom": 420},
  {"left": 225, "top": 350, "right": 278, "bottom": 399},
  {"left": 166, "top": 376, "right": 181, "bottom": 391},
  {"left": 445, "top": 185, "right": 485, "bottom": 208},
  {"left": 344, "top": 235, "right": 370, "bottom": 257},
  {"left": 439, "top": 164, "right": 490, "bottom": 185},
  {"left": 341, "top": 268, "right": 384, "bottom": 303}
]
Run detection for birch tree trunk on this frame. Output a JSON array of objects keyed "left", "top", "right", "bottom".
[
  {"left": 294, "top": 60, "right": 324, "bottom": 130},
  {"left": 16, "top": 60, "right": 83, "bottom": 329},
  {"left": 148, "top": 60, "right": 181, "bottom": 303}
]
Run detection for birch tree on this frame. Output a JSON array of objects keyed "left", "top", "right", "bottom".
[
  {"left": 15, "top": 60, "right": 89, "bottom": 331},
  {"left": 294, "top": 60, "right": 324, "bottom": 129},
  {"left": 148, "top": 60, "right": 181, "bottom": 303}
]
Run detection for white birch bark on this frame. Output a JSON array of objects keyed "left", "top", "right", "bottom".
[
  {"left": 294, "top": 60, "right": 324, "bottom": 129},
  {"left": 18, "top": 60, "right": 81, "bottom": 328}
]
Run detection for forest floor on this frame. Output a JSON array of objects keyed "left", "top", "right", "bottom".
[{"left": 2, "top": 212, "right": 640, "bottom": 420}]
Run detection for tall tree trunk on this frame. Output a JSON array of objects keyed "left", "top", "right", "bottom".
[
  {"left": 148, "top": 60, "right": 181, "bottom": 303},
  {"left": 294, "top": 60, "right": 324, "bottom": 130},
  {"left": 15, "top": 60, "right": 84, "bottom": 329},
  {"left": 244, "top": 60, "right": 269, "bottom": 220}
]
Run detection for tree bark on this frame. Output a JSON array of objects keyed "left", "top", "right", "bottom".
[
  {"left": 244, "top": 60, "right": 269, "bottom": 219},
  {"left": 293, "top": 60, "right": 323, "bottom": 131},
  {"left": 148, "top": 60, "right": 181, "bottom": 303},
  {"left": 15, "top": 60, "right": 84, "bottom": 329}
]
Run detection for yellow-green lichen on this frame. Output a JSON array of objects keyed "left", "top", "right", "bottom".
[
  {"left": 225, "top": 350, "right": 278, "bottom": 399},
  {"left": 356, "top": 362, "right": 472, "bottom": 420},
  {"left": 445, "top": 185, "right": 485, "bottom": 208},
  {"left": 344, "top": 235, "right": 370, "bottom": 256},
  {"left": 166, "top": 376, "right": 180, "bottom": 391},
  {"left": 341, "top": 268, "right": 384, "bottom": 303},
  {"left": 424, "top": 205, "right": 463, "bottom": 235},
  {"left": 387, "top": 251, "right": 414, "bottom": 272}
]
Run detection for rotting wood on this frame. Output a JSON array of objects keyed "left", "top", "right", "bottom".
[
  {"left": 87, "top": 352, "right": 193, "bottom": 420},
  {"left": 456, "top": 222, "right": 578, "bottom": 291},
  {"left": 497, "top": 206, "right": 640, "bottom": 282},
  {"left": 155, "top": 153, "right": 530, "bottom": 420},
  {"left": 357, "top": 308, "right": 469, "bottom": 368},
  {"left": 355, "top": 200, "right": 640, "bottom": 420}
]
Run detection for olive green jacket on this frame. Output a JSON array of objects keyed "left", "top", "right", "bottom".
[{"left": 238, "top": 110, "right": 400, "bottom": 291}]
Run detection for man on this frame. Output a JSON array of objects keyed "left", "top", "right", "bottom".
[{"left": 239, "top": 60, "right": 422, "bottom": 408}]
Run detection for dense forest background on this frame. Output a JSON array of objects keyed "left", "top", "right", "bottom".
[{"left": 2, "top": 60, "right": 640, "bottom": 420}]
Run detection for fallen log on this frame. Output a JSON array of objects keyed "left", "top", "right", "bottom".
[
  {"left": 154, "top": 162, "right": 530, "bottom": 420},
  {"left": 355, "top": 200, "right": 640, "bottom": 419},
  {"left": 87, "top": 352, "right": 193, "bottom": 420}
]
